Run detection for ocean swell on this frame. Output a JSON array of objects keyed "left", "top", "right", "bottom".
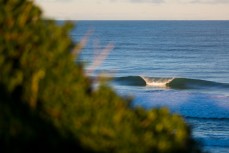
[{"left": 113, "top": 76, "right": 229, "bottom": 90}]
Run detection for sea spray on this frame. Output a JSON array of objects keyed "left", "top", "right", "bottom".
[{"left": 141, "top": 76, "right": 174, "bottom": 87}]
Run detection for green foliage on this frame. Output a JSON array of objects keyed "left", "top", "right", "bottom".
[{"left": 0, "top": 0, "right": 203, "bottom": 152}]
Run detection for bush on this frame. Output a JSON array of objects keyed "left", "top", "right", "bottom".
[{"left": 0, "top": 0, "right": 202, "bottom": 152}]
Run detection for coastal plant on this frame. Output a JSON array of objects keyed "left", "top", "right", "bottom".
[{"left": 0, "top": 0, "right": 203, "bottom": 152}]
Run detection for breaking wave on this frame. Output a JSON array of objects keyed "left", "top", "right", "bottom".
[{"left": 113, "top": 76, "right": 229, "bottom": 89}]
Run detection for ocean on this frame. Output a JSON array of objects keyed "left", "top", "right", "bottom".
[{"left": 71, "top": 21, "right": 229, "bottom": 153}]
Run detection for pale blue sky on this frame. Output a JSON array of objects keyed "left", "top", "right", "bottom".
[{"left": 35, "top": 0, "right": 229, "bottom": 20}]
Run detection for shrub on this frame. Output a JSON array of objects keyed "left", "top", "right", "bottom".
[{"left": 0, "top": 0, "right": 202, "bottom": 152}]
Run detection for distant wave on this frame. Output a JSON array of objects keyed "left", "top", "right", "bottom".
[
  {"left": 185, "top": 116, "right": 229, "bottom": 121},
  {"left": 113, "top": 76, "right": 229, "bottom": 89}
]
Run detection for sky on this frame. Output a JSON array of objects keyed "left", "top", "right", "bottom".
[{"left": 35, "top": 0, "right": 229, "bottom": 20}]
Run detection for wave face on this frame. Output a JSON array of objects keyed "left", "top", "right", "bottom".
[
  {"left": 114, "top": 76, "right": 147, "bottom": 86},
  {"left": 167, "top": 78, "right": 229, "bottom": 89},
  {"left": 113, "top": 76, "right": 229, "bottom": 89}
]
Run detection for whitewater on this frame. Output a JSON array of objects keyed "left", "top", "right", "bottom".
[{"left": 72, "top": 20, "right": 229, "bottom": 153}]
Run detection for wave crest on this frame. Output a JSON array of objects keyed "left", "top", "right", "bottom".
[{"left": 141, "top": 76, "right": 173, "bottom": 87}]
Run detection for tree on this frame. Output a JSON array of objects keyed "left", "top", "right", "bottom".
[{"left": 0, "top": 0, "right": 202, "bottom": 152}]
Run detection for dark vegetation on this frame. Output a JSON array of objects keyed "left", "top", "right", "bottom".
[{"left": 0, "top": 0, "right": 203, "bottom": 152}]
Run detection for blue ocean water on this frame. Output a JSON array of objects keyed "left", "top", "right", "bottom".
[{"left": 71, "top": 21, "right": 229, "bottom": 153}]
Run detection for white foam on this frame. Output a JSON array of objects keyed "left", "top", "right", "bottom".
[{"left": 141, "top": 76, "right": 174, "bottom": 87}]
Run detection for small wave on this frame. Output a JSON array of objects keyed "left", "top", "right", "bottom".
[{"left": 113, "top": 76, "right": 229, "bottom": 90}]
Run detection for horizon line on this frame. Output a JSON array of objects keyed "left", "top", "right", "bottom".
[{"left": 54, "top": 19, "right": 229, "bottom": 21}]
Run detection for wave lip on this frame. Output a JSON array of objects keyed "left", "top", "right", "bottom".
[
  {"left": 113, "top": 76, "right": 229, "bottom": 90},
  {"left": 113, "top": 76, "right": 173, "bottom": 87}
]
